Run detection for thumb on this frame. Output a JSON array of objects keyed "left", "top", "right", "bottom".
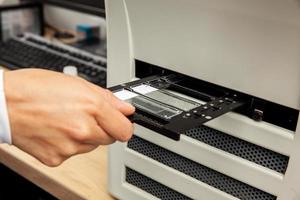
[
  {"left": 87, "top": 83, "right": 135, "bottom": 115},
  {"left": 107, "top": 90, "right": 135, "bottom": 116}
]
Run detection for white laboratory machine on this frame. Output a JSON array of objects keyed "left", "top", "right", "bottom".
[{"left": 106, "top": 0, "right": 300, "bottom": 199}]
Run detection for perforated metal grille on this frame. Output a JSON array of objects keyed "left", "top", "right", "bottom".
[
  {"left": 128, "top": 136, "right": 276, "bottom": 200},
  {"left": 185, "top": 126, "right": 289, "bottom": 174},
  {"left": 126, "top": 167, "right": 191, "bottom": 200}
]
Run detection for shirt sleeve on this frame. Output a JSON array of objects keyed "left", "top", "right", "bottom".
[{"left": 0, "top": 70, "right": 12, "bottom": 144}]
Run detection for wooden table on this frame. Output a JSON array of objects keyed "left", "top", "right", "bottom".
[
  {"left": 0, "top": 144, "right": 115, "bottom": 200},
  {"left": 0, "top": 67, "right": 115, "bottom": 200}
]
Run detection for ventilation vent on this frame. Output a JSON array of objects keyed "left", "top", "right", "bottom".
[
  {"left": 185, "top": 126, "right": 289, "bottom": 174},
  {"left": 126, "top": 167, "right": 191, "bottom": 200},
  {"left": 128, "top": 136, "right": 276, "bottom": 200}
]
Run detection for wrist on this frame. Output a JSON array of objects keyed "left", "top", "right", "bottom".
[
  {"left": 3, "top": 71, "right": 22, "bottom": 105},
  {"left": 0, "top": 70, "right": 12, "bottom": 144}
]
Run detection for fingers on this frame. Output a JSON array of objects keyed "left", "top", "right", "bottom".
[
  {"left": 45, "top": 125, "right": 117, "bottom": 166},
  {"left": 41, "top": 129, "right": 115, "bottom": 167},
  {"left": 94, "top": 100, "right": 134, "bottom": 142},
  {"left": 44, "top": 143, "right": 99, "bottom": 167},
  {"left": 83, "top": 123, "right": 116, "bottom": 146},
  {"left": 67, "top": 79, "right": 134, "bottom": 142},
  {"left": 104, "top": 89, "right": 135, "bottom": 116},
  {"left": 88, "top": 83, "right": 135, "bottom": 116},
  {"left": 55, "top": 121, "right": 117, "bottom": 164}
]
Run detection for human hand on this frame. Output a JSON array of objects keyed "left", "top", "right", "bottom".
[{"left": 4, "top": 69, "right": 135, "bottom": 167}]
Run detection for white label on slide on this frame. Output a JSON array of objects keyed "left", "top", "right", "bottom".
[
  {"left": 114, "top": 90, "right": 138, "bottom": 100},
  {"left": 131, "top": 85, "right": 158, "bottom": 94}
]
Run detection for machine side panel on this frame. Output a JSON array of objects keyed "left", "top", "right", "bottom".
[{"left": 124, "top": 0, "right": 300, "bottom": 109}]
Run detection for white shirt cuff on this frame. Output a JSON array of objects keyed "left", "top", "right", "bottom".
[{"left": 0, "top": 70, "right": 12, "bottom": 144}]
